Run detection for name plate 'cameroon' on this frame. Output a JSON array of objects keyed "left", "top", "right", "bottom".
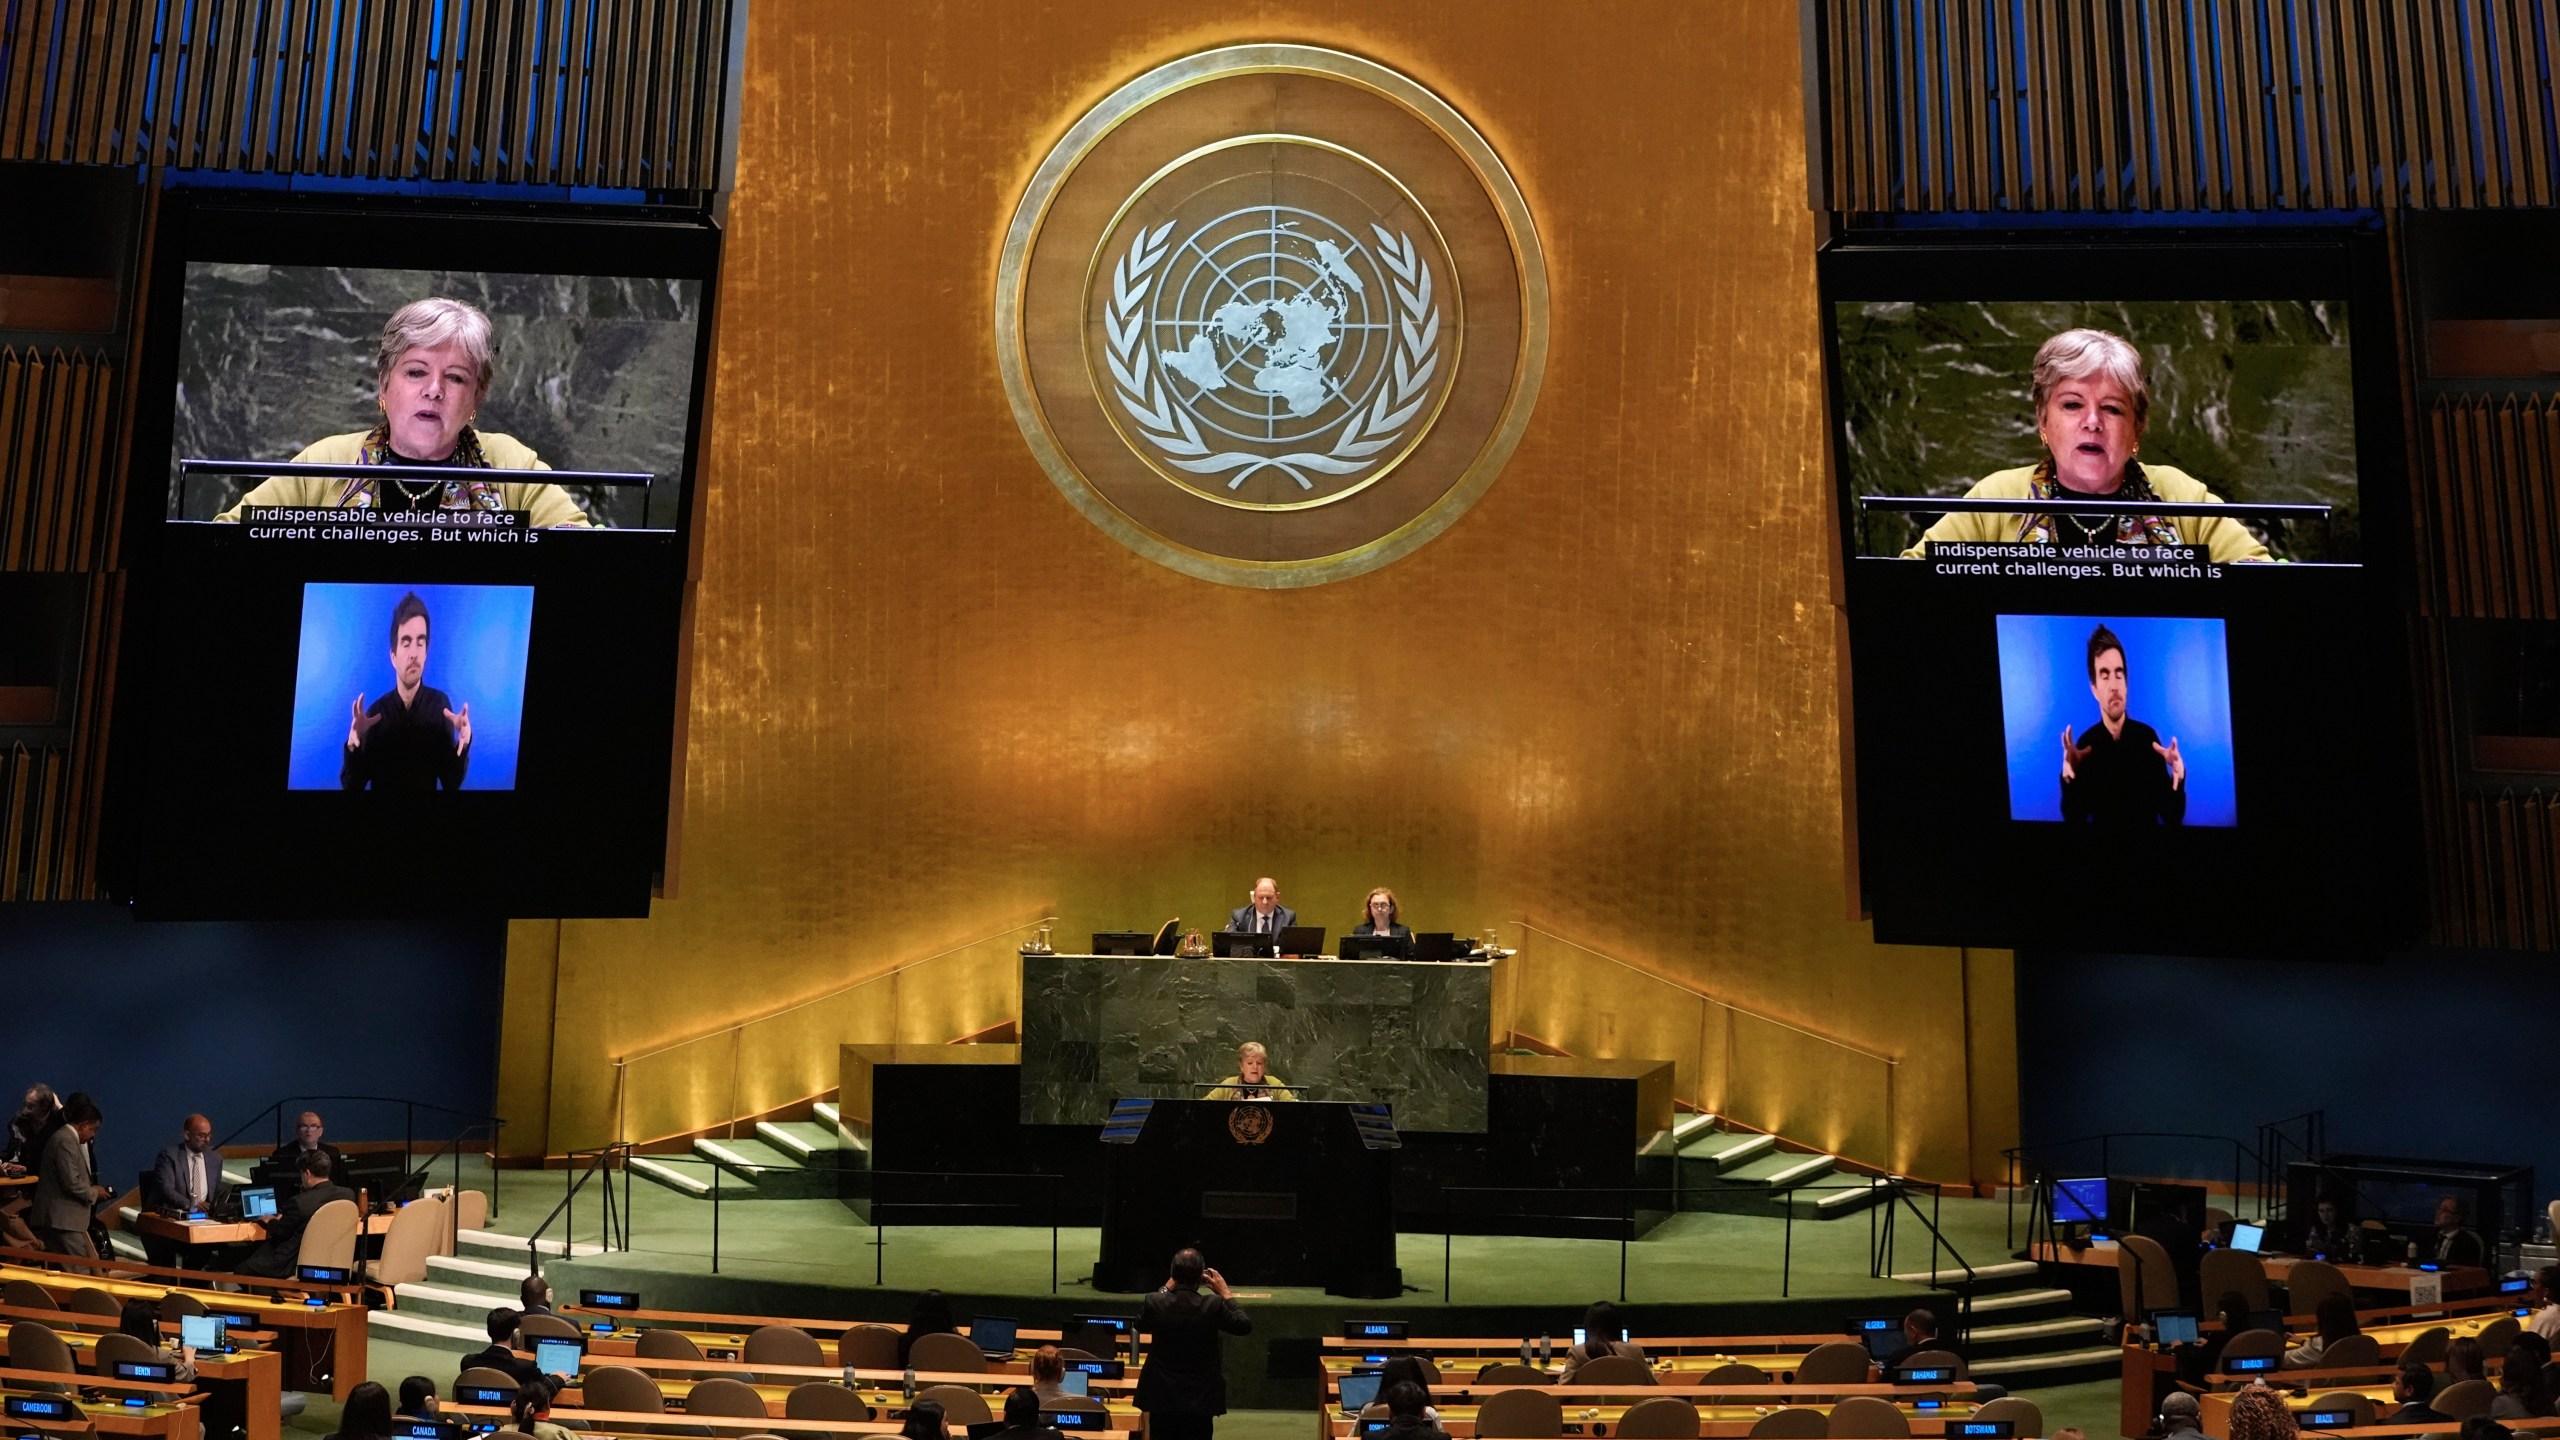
[{"left": 997, "top": 46, "right": 1549, "bottom": 587}]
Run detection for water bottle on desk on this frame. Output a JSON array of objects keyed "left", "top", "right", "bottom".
[
  {"left": 903, "top": 1364, "right": 916, "bottom": 1401},
  {"left": 842, "top": 1364, "right": 858, "bottom": 1392}
]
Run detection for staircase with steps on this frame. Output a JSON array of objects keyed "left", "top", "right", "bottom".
[
  {"left": 371, "top": 1229, "right": 608, "bottom": 1349},
  {"left": 628, "top": 1101, "right": 847, "bottom": 1201},
  {"left": 1673, "top": 1114, "right": 1887, "bottom": 1220},
  {"left": 1887, "top": 1258, "right": 2119, "bottom": 1386}
]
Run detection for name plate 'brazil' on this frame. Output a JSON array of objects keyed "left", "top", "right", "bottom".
[{"left": 996, "top": 46, "right": 1550, "bottom": 588}]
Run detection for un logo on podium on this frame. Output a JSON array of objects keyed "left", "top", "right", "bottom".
[
  {"left": 1226, "top": 1104, "right": 1274, "bottom": 1145},
  {"left": 999, "top": 46, "right": 1548, "bottom": 588}
]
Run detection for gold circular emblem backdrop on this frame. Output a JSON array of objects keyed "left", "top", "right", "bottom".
[{"left": 997, "top": 46, "right": 1549, "bottom": 588}]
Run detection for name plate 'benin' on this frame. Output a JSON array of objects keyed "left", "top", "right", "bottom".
[{"left": 996, "top": 46, "right": 1549, "bottom": 588}]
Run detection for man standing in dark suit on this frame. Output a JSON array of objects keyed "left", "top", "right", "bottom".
[
  {"left": 1224, "top": 878, "right": 1295, "bottom": 937},
  {"left": 1134, "top": 1248, "right": 1251, "bottom": 1440},
  {"left": 145, "top": 1113, "right": 231, "bottom": 1267},
  {"left": 234, "top": 1149, "right": 353, "bottom": 1278},
  {"left": 31, "top": 1096, "right": 109, "bottom": 1257}
]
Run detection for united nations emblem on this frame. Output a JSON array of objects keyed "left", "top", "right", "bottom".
[
  {"left": 1226, "top": 1104, "right": 1273, "bottom": 1145},
  {"left": 998, "top": 47, "right": 1548, "bottom": 587}
]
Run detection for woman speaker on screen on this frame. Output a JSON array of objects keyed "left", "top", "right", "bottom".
[
  {"left": 215, "top": 297, "right": 592, "bottom": 528},
  {"left": 1899, "top": 328, "right": 2271, "bottom": 563}
]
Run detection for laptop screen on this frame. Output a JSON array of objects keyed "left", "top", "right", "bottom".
[
  {"left": 2153, "top": 1312, "right": 2200, "bottom": 1345},
  {"left": 2229, "top": 1222, "right": 2265, "bottom": 1253},
  {"left": 970, "top": 1315, "right": 1017, "bottom": 1357},
  {"left": 239, "top": 1186, "right": 279, "bottom": 1219},
  {"left": 2051, "top": 1176, "right": 2108, "bottom": 1225},
  {"left": 180, "top": 1315, "right": 225, "bottom": 1352},
  {"left": 1852, "top": 1317, "right": 1900, "bottom": 1360},
  {"left": 1061, "top": 1370, "right": 1090, "bottom": 1398},
  {"left": 1338, "top": 1372, "right": 1383, "bottom": 1413},
  {"left": 533, "top": 1338, "right": 584, "bottom": 1378}
]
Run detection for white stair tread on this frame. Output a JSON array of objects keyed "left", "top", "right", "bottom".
[
  {"left": 1891, "top": 1259, "right": 2040, "bottom": 1285},
  {"left": 812, "top": 1101, "right": 840, "bottom": 1126},
  {"left": 425, "top": 1253, "right": 528, "bottom": 1281},
  {"left": 1970, "top": 1345, "right": 2124, "bottom": 1377},
  {"left": 370, "top": 1310, "right": 491, "bottom": 1344},
  {"left": 1960, "top": 1288, "right": 2074, "bottom": 1314},
  {"left": 1812, "top": 1184, "right": 1884, "bottom": 1208},
  {"left": 630, "top": 1157, "right": 713, "bottom": 1195},
  {"left": 393, "top": 1281, "right": 508, "bottom": 1309},
  {"left": 1965, "top": 1316, "right": 2106, "bottom": 1343},
  {"left": 1765, "top": 1155, "right": 1836, "bottom": 1185},
  {"left": 755, "top": 1121, "right": 817, "bottom": 1157},
  {"left": 457, "top": 1228, "right": 603, "bottom": 1259}
]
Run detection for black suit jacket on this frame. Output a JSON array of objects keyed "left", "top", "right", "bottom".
[
  {"left": 1133, "top": 1286, "right": 1252, "bottom": 1417},
  {"left": 2433, "top": 1227, "right": 2486, "bottom": 1267},
  {"left": 1350, "top": 922, "right": 1412, "bottom": 938},
  {"left": 236, "top": 1181, "right": 356, "bottom": 1278},
  {"left": 264, "top": 1141, "right": 349, "bottom": 1188},
  {"left": 1224, "top": 905, "right": 1295, "bottom": 934},
  {"left": 459, "top": 1344, "right": 544, "bottom": 1387}
]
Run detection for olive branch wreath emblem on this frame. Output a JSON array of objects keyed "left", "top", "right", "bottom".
[{"left": 1102, "top": 219, "right": 1442, "bottom": 492}]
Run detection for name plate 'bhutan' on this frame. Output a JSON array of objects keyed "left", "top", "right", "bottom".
[{"left": 997, "top": 46, "right": 1549, "bottom": 588}]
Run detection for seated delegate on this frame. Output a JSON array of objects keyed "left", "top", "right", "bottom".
[{"left": 1351, "top": 887, "right": 1411, "bottom": 939}]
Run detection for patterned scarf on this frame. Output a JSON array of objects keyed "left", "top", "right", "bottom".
[
  {"left": 333, "top": 424, "right": 509, "bottom": 512},
  {"left": 2009, "top": 459, "right": 2183, "bottom": 547}
]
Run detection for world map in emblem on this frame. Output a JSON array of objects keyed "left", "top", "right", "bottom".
[{"left": 1101, "top": 194, "right": 1446, "bottom": 505}]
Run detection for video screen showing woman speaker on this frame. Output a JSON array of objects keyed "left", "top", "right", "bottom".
[{"left": 164, "top": 265, "right": 703, "bottom": 530}]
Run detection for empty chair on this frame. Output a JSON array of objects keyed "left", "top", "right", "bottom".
[
  {"left": 1826, "top": 1396, "right": 1911, "bottom": 1439},
  {"left": 1968, "top": 1398, "right": 2042, "bottom": 1437},
  {"left": 2318, "top": 1334, "right": 2381, "bottom": 1368},
  {"left": 914, "top": 1386, "right": 990, "bottom": 1425},
  {"left": 2306, "top": 1392, "right": 2377, "bottom": 1427},
  {"left": 2478, "top": 1314, "right": 2522, "bottom": 1359},
  {"left": 518, "top": 1312, "right": 584, "bottom": 1342},
  {"left": 1793, "top": 1341, "right": 1875, "bottom": 1385},
  {"left": 783, "top": 1385, "right": 872, "bottom": 1422},
  {"left": 2206, "top": 1207, "right": 2235, "bottom": 1235},
  {"left": 2118, "top": 1233, "right": 2181, "bottom": 1317},
  {"left": 1570, "top": 1354, "right": 1655, "bottom": 1386},
  {"left": 908, "top": 1331, "right": 987, "bottom": 1373},
  {"left": 455, "top": 1190, "right": 490, "bottom": 1235},
  {"left": 2199, "top": 1248, "right": 2273, "bottom": 1314},
  {"left": 685, "top": 1379, "right": 770, "bottom": 1418},
  {"left": 370, "top": 1195, "right": 450, "bottom": 1288},
  {"left": 157, "top": 1291, "right": 206, "bottom": 1322},
  {"left": 2435, "top": 1380, "right": 2495, "bottom": 1422},
  {"left": 93, "top": 1332, "right": 163, "bottom": 1371},
  {"left": 296, "top": 1197, "right": 360, "bottom": 1272},
  {"left": 489, "top": 1432, "right": 540, "bottom": 1440},
  {"left": 1054, "top": 1348, "right": 1098, "bottom": 1363},
  {"left": 2283, "top": 1259, "right": 2352, "bottom": 1321},
  {"left": 1478, "top": 1363, "right": 1550, "bottom": 1384},
  {"left": 2, "top": 1278, "right": 58, "bottom": 1310},
  {"left": 1700, "top": 1362, "right": 1770, "bottom": 1386},
  {"left": 1896, "top": 1348, "right": 1966, "bottom": 1380},
  {"left": 580, "top": 1365, "right": 668, "bottom": 1415},
  {"left": 638, "top": 1328, "right": 709, "bottom": 1361},
  {"left": 2401, "top": 1326, "right": 2453, "bottom": 1367},
  {"left": 838, "top": 1323, "right": 899, "bottom": 1371},
  {"left": 1475, "top": 1387, "right": 1565, "bottom": 1439},
  {"left": 63, "top": 1288, "right": 122, "bottom": 1318},
  {"left": 1749, "top": 1412, "right": 1828, "bottom": 1440},
  {"left": 745, "top": 1324, "right": 827, "bottom": 1369},
  {"left": 7, "top": 1320, "right": 76, "bottom": 1392},
  {"left": 2219, "top": 1329, "right": 2286, "bottom": 1365},
  {"left": 455, "top": 1367, "right": 523, "bottom": 1396},
  {"left": 1614, "top": 1397, "right": 1702, "bottom": 1439}
]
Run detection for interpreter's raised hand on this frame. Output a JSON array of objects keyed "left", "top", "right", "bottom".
[
  {"left": 444, "top": 701, "right": 473, "bottom": 751},
  {"left": 2060, "top": 725, "right": 2091, "bottom": 781},
  {"left": 2153, "top": 735, "right": 2185, "bottom": 789},
  {"left": 347, "top": 694, "right": 382, "bottom": 750}
]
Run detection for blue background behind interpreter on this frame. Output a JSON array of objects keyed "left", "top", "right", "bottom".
[
  {"left": 288, "top": 582, "right": 536, "bottom": 790},
  {"left": 1994, "top": 613, "right": 2237, "bottom": 827}
]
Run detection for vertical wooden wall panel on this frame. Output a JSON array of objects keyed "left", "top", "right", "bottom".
[
  {"left": 1816, "top": 0, "right": 2560, "bottom": 210},
  {"left": 0, "top": 0, "right": 733, "bottom": 188}
]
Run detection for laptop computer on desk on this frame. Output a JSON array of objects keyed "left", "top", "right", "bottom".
[
  {"left": 1412, "top": 932, "right": 1457, "bottom": 963},
  {"left": 1338, "top": 933, "right": 1412, "bottom": 960},
  {"left": 1212, "top": 931, "right": 1275, "bottom": 958},
  {"left": 238, "top": 1186, "right": 280, "bottom": 1221},
  {"left": 1276, "top": 925, "right": 1325, "bottom": 956}
]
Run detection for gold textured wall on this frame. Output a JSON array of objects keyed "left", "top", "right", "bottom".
[{"left": 498, "top": 0, "right": 2018, "bottom": 1182}]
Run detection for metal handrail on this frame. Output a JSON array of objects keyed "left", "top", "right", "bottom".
[
  {"left": 528, "top": 1144, "right": 632, "bottom": 1274},
  {"left": 1873, "top": 1178, "right": 1977, "bottom": 1345}
]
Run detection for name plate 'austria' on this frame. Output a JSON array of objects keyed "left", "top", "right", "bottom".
[{"left": 997, "top": 46, "right": 1549, "bottom": 587}]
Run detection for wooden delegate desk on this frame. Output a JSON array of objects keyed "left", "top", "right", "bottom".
[
  {"left": 451, "top": 1403, "right": 905, "bottom": 1438},
  {"left": 572, "top": 1355, "right": 1138, "bottom": 1402},
  {"left": 131, "top": 1210, "right": 397, "bottom": 1248},
  {"left": 0, "top": 1313, "right": 284, "bottom": 1440},
  {"left": 2116, "top": 1307, "right": 2523, "bottom": 1439},
  {"left": 0, "top": 1262, "right": 366, "bottom": 1400},
  {"left": 1317, "top": 1398, "right": 1993, "bottom": 1440},
  {"left": 2034, "top": 1240, "right": 2491, "bottom": 1298},
  {"left": 569, "top": 1310, "right": 1134, "bottom": 1377},
  {"left": 2, "top": 1366, "right": 205, "bottom": 1440}
]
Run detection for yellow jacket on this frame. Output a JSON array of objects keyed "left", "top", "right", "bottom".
[
  {"left": 1202, "top": 1074, "right": 1297, "bottom": 1101},
  {"left": 1899, "top": 464, "right": 2271, "bottom": 563},
  {"left": 213, "top": 430, "right": 593, "bottom": 528}
]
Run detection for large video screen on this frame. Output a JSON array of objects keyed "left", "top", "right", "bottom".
[
  {"left": 107, "top": 194, "right": 720, "bottom": 918},
  {"left": 1824, "top": 231, "right": 2416, "bottom": 955}
]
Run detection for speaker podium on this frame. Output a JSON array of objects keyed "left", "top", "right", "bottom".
[{"left": 1092, "top": 1096, "right": 1401, "bottom": 1299}]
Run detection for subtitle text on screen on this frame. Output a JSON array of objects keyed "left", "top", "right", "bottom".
[
  {"left": 1922, "top": 541, "right": 2224, "bottom": 582},
  {"left": 238, "top": 507, "right": 535, "bottom": 546}
]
